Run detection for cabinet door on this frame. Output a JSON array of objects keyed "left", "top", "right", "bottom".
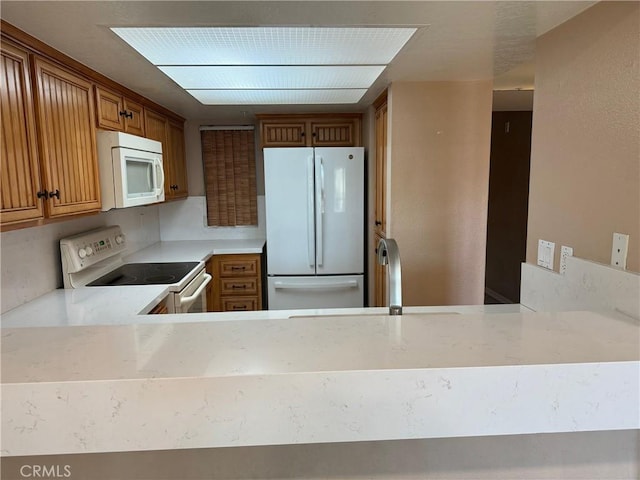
[
  {"left": 144, "top": 108, "right": 170, "bottom": 194},
  {"left": 95, "top": 86, "right": 123, "bottom": 131},
  {"left": 34, "top": 57, "right": 101, "bottom": 217},
  {"left": 168, "top": 119, "right": 188, "bottom": 199},
  {"left": 310, "top": 121, "right": 356, "bottom": 147},
  {"left": 261, "top": 122, "right": 307, "bottom": 147},
  {"left": 123, "top": 98, "right": 145, "bottom": 136},
  {"left": 374, "top": 101, "right": 387, "bottom": 236},
  {"left": 205, "top": 257, "right": 215, "bottom": 312},
  {"left": 0, "top": 41, "right": 44, "bottom": 225}
]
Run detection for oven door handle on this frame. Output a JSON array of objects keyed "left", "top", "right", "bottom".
[{"left": 176, "top": 273, "right": 212, "bottom": 309}]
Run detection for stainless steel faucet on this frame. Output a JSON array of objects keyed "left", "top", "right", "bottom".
[{"left": 377, "top": 238, "right": 402, "bottom": 315}]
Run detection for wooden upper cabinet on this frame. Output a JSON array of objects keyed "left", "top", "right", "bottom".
[
  {"left": 374, "top": 93, "right": 388, "bottom": 236},
  {"left": 167, "top": 119, "right": 188, "bottom": 199},
  {"left": 261, "top": 121, "right": 307, "bottom": 147},
  {"left": 257, "top": 114, "right": 362, "bottom": 148},
  {"left": 96, "top": 86, "right": 145, "bottom": 136},
  {"left": 33, "top": 56, "right": 101, "bottom": 217},
  {"left": 145, "top": 109, "right": 188, "bottom": 200},
  {"left": 0, "top": 41, "right": 44, "bottom": 225},
  {"left": 310, "top": 120, "right": 359, "bottom": 147}
]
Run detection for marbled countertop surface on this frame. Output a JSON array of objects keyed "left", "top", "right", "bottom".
[
  {"left": 1, "top": 309, "right": 638, "bottom": 456},
  {"left": 1, "top": 239, "right": 638, "bottom": 456},
  {"left": 1, "top": 239, "right": 266, "bottom": 327}
]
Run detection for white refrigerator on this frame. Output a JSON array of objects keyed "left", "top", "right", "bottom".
[{"left": 264, "top": 147, "right": 364, "bottom": 310}]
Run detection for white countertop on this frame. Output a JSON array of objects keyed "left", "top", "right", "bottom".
[
  {"left": 125, "top": 239, "right": 265, "bottom": 263},
  {"left": 1, "top": 238, "right": 638, "bottom": 457},
  {"left": 1, "top": 309, "right": 638, "bottom": 456},
  {"left": 1, "top": 239, "right": 266, "bottom": 328}
]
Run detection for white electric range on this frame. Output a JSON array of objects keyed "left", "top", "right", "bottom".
[{"left": 60, "top": 226, "right": 211, "bottom": 314}]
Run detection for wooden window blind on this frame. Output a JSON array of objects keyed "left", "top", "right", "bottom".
[{"left": 201, "top": 128, "right": 257, "bottom": 226}]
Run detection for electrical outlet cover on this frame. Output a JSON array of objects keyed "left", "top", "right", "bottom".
[
  {"left": 560, "top": 246, "right": 573, "bottom": 274},
  {"left": 611, "top": 233, "right": 629, "bottom": 269}
]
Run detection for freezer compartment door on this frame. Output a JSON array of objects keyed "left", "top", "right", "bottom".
[
  {"left": 264, "top": 148, "right": 316, "bottom": 275},
  {"left": 268, "top": 275, "right": 364, "bottom": 310},
  {"left": 314, "top": 147, "right": 364, "bottom": 275}
]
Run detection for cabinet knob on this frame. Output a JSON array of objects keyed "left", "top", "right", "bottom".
[
  {"left": 375, "top": 220, "right": 382, "bottom": 226},
  {"left": 49, "top": 189, "right": 60, "bottom": 199},
  {"left": 119, "top": 110, "right": 133, "bottom": 119},
  {"left": 36, "top": 190, "right": 48, "bottom": 199}
]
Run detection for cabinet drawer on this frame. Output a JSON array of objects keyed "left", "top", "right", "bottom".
[
  {"left": 221, "top": 296, "right": 259, "bottom": 312},
  {"left": 220, "top": 278, "right": 258, "bottom": 295},
  {"left": 219, "top": 258, "right": 259, "bottom": 277}
]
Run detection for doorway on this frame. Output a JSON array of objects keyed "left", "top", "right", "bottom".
[{"left": 484, "top": 110, "right": 533, "bottom": 304}]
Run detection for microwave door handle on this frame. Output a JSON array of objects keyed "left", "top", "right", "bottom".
[{"left": 155, "top": 158, "right": 165, "bottom": 196}]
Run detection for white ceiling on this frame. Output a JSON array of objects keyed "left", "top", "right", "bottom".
[{"left": 1, "top": 1, "right": 596, "bottom": 121}]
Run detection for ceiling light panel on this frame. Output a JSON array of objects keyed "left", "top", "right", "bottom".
[
  {"left": 111, "top": 27, "right": 417, "bottom": 65},
  {"left": 187, "top": 89, "right": 368, "bottom": 105},
  {"left": 158, "top": 65, "right": 386, "bottom": 89}
]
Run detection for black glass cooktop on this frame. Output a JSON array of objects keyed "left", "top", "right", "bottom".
[{"left": 87, "top": 262, "right": 199, "bottom": 286}]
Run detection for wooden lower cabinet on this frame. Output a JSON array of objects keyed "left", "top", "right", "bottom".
[
  {"left": 148, "top": 297, "right": 169, "bottom": 315},
  {"left": 208, "top": 253, "right": 263, "bottom": 312}
]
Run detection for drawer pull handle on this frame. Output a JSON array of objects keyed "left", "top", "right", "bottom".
[
  {"left": 231, "top": 266, "right": 247, "bottom": 271},
  {"left": 232, "top": 305, "right": 247, "bottom": 310},
  {"left": 231, "top": 285, "right": 247, "bottom": 289}
]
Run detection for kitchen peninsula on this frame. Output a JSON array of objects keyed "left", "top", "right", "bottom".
[{"left": 1, "top": 306, "right": 638, "bottom": 457}]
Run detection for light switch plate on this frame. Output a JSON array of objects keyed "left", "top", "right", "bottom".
[
  {"left": 611, "top": 233, "right": 629, "bottom": 269},
  {"left": 537, "top": 240, "right": 555, "bottom": 270}
]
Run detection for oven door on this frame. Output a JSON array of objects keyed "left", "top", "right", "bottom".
[{"left": 173, "top": 268, "right": 212, "bottom": 314}]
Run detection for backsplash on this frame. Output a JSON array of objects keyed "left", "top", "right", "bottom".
[
  {"left": 159, "top": 195, "right": 266, "bottom": 240},
  {"left": 0, "top": 206, "right": 160, "bottom": 314},
  {"left": 521, "top": 256, "right": 640, "bottom": 319}
]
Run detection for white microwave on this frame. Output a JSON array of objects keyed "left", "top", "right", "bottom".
[{"left": 97, "top": 130, "right": 165, "bottom": 210}]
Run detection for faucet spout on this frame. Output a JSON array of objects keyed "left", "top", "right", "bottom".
[{"left": 377, "top": 238, "right": 402, "bottom": 315}]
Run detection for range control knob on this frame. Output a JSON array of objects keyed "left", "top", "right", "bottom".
[
  {"left": 115, "top": 234, "right": 125, "bottom": 245},
  {"left": 85, "top": 246, "right": 94, "bottom": 256},
  {"left": 78, "top": 248, "right": 87, "bottom": 259}
]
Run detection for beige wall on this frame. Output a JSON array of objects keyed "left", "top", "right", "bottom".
[
  {"left": 527, "top": 1, "right": 640, "bottom": 272},
  {"left": 388, "top": 81, "right": 493, "bottom": 306}
]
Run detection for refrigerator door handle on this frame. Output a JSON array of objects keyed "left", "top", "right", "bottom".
[
  {"left": 307, "top": 155, "right": 315, "bottom": 268},
  {"left": 273, "top": 280, "right": 358, "bottom": 290},
  {"left": 316, "top": 156, "right": 325, "bottom": 267}
]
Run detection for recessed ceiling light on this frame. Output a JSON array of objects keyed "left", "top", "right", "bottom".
[
  {"left": 187, "top": 89, "right": 368, "bottom": 105},
  {"left": 111, "top": 26, "right": 417, "bottom": 105},
  {"left": 112, "top": 27, "right": 416, "bottom": 65},
  {"left": 158, "top": 65, "right": 386, "bottom": 90}
]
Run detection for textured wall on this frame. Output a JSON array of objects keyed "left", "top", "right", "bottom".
[
  {"left": 0, "top": 206, "right": 160, "bottom": 314},
  {"left": 388, "top": 81, "right": 493, "bottom": 306},
  {"left": 527, "top": 1, "right": 640, "bottom": 272}
]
